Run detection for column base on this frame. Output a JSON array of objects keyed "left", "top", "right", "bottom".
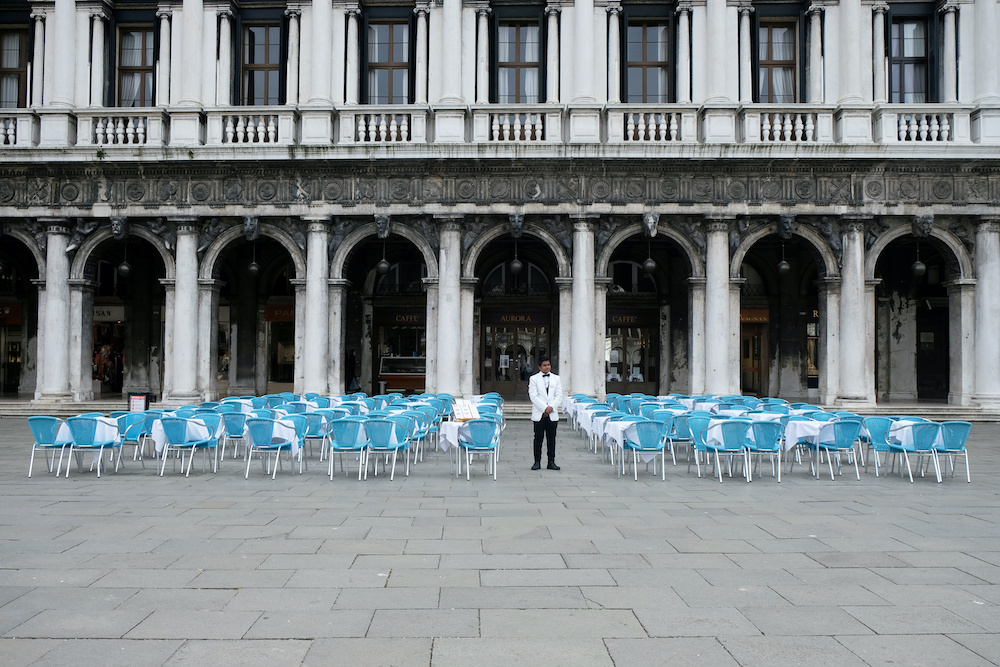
[
  {"left": 973, "top": 393, "right": 1000, "bottom": 410},
  {"left": 971, "top": 106, "right": 1000, "bottom": 144},
  {"left": 433, "top": 107, "right": 468, "bottom": 143},
  {"left": 32, "top": 393, "right": 74, "bottom": 403},
  {"left": 836, "top": 397, "right": 877, "bottom": 410},
  {"left": 700, "top": 104, "right": 738, "bottom": 143},
  {"left": 568, "top": 105, "right": 602, "bottom": 143},
  {"left": 36, "top": 108, "right": 77, "bottom": 147},
  {"left": 835, "top": 105, "right": 874, "bottom": 143},
  {"left": 167, "top": 109, "right": 206, "bottom": 147},
  {"left": 164, "top": 391, "right": 204, "bottom": 405}
]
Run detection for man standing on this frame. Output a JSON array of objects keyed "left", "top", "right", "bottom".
[{"left": 528, "top": 356, "right": 562, "bottom": 470}]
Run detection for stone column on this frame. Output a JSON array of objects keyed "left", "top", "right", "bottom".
[
  {"left": 414, "top": 4, "right": 430, "bottom": 104},
  {"left": 872, "top": 4, "right": 888, "bottom": 103},
  {"left": 345, "top": 8, "right": 360, "bottom": 104},
  {"left": 424, "top": 279, "right": 439, "bottom": 392},
  {"left": 285, "top": 9, "right": 300, "bottom": 105},
  {"left": 328, "top": 279, "right": 348, "bottom": 394},
  {"left": 291, "top": 279, "right": 306, "bottom": 394},
  {"left": 460, "top": 277, "right": 477, "bottom": 395},
  {"left": 816, "top": 278, "right": 840, "bottom": 405},
  {"left": 441, "top": 0, "right": 463, "bottom": 102},
  {"left": 704, "top": 217, "right": 731, "bottom": 394},
  {"left": 556, "top": 277, "right": 573, "bottom": 393},
  {"left": 974, "top": 217, "right": 1000, "bottom": 406},
  {"left": 68, "top": 279, "right": 96, "bottom": 401},
  {"left": 607, "top": 5, "right": 621, "bottom": 104},
  {"left": 160, "top": 279, "right": 175, "bottom": 398},
  {"left": 39, "top": 221, "right": 71, "bottom": 399},
  {"left": 217, "top": 10, "right": 233, "bottom": 105},
  {"left": 738, "top": 4, "right": 753, "bottom": 103},
  {"left": 180, "top": 0, "right": 204, "bottom": 105},
  {"left": 940, "top": 3, "right": 958, "bottom": 104},
  {"left": 90, "top": 12, "right": 105, "bottom": 107},
  {"left": 475, "top": 7, "right": 491, "bottom": 104},
  {"left": 594, "top": 278, "right": 610, "bottom": 398},
  {"left": 705, "top": 0, "right": 728, "bottom": 101},
  {"left": 573, "top": 0, "right": 595, "bottom": 102},
  {"left": 838, "top": 217, "right": 871, "bottom": 405},
  {"left": 50, "top": 0, "right": 76, "bottom": 107},
  {"left": 839, "top": 0, "right": 863, "bottom": 102},
  {"left": 31, "top": 12, "right": 45, "bottom": 107},
  {"left": 546, "top": 5, "right": 561, "bottom": 103},
  {"left": 304, "top": 219, "right": 330, "bottom": 395},
  {"left": 436, "top": 216, "right": 463, "bottom": 395},
  {"left": 198, "top": 279, "right": 223, "bottom": 400},
  {"left": 687, "top": 277, "right": 706, "bottom": 395},
  {"left": 571, "top": 218, "right": 597, "bottom": 395},
  {"left": 156, "top": 10, "right": 172, "bottom": 106},
  {"left": 311, "top": 0, "right": 334, "bottom": 103},
  {"left": 169, "top": 220, "right": 200, "bottom": 400},
  {"left": 807, "top": 5, "right": 824, "bottom": 103},
  {"left": 974, "top": 0, "right": 1000, "bottom": 103},
  {"left": 676, "top": 3, "right": 691, "bottom": 104},
  {"left": 946, "top": 280, "right": 976, "bottom": 406}
]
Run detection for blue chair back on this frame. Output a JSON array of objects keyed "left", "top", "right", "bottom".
[
  {"left": 313, "top": 397, "right": 331, "bottom": 408},
  {"left": 717, "top": 420, "right": 751, "bottom": 451},
  {"left": 687, "top": 416, "right": 712, "bottom": 452},
  {"left": 627, "top": 420, "right": 667, "bottom": 450},
  {"left": 821, "top": 420, "right": 863, "bottom": 449},
  {"left": 215, "top": 402, "right": 238, "bottom": 413},
  {"left": 910, "top": 422, "right": 941, "bottom": 452},
  {"left": 28, "top": 416, "right": 64, "bottom": 445},
  {"left": 116, "top": 412, "right": 145, "bottom": 435},
  {"left": 750, "top": 420, "right": 783, "bottom": 452},
  {"left": 304, "top": 412, "right": 327, "bottom": 437},
  {"left": 221, "top": 412, "right": 248, "bottom": 437},
  {"left": 283, "top": 414, "right": 309, "bottom": 438},
  {"left": 159, "top": 417, "right": 195, "bottom": 445},
  {"left": 174, "top": 408, "right": 196, "bottom": 419},
  {"left": 245, "top": 418, "right": 281, "bottom": 448},
  {"left": 194, "top": 413, "right": 221, "bottom": 441},
  {"left": 329, "top": 419, "right": 366, "bottom": 450},
  {"left": 862, "top": 416, "right": 894, "bottom": 452},
  {"left": 939, "top": 421, "right": 971, "bottom": 451},
  {"left": 250, "top": 408, "right": 275, "bottom": 419},
  {"left": 463, "top": 418, "right": 499, "bottom": 449},
  {"left": 365, "top": 419, "right": 401, "bottom": 449}
]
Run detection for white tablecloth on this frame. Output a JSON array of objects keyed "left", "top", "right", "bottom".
[
  {"left": 888, "top": 420, "right": 944, "bottom": 448},
  {"left": 781, "top": 420, "right": 831, "bottom": 451},
  {"left": 151, "top": 419, "right": 214, "bottom": 453},
  {"left": 438, "top": 421, "right": 470, "bottom": 452},
  {"left": 56, "top": 416, "right": 119, "bottom": 444}
]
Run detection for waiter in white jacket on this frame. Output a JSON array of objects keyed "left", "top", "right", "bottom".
[{"left": 528, "top": 356, "right": 562, "bottom": 470}]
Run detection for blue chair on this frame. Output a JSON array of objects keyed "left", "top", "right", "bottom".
[
  {"left": 936, "top": 421, "right": 972, "bottom": 482},
  {"left": 244, "top": 417, "right": 297, "bottom": 479},
  {"left": 303, "top": 412, "right": 329, "bottom": 460},
  {"left": 458, "top": 418, "right": 500, "bottom": 480},
  {"left": 686, "top": 415, "right": 713, "bottom": 477},
  {"left": 200, "top": 401, "right": 220, "bottom": 409},
  {"left": 283, "top": 414, "right": 309, "bottom": 473},
  {"left": 327, "top": 418, "right": 369, "bottom": 480},
  {"left": 215, "top": 402, "right": 238, "bottom": 413},
  {"left": 158, "top": 417, "right": 216, "bottom": 476},
  {"left": 220, "top": 412, "right": 249, "bottom": 461},
  {"left": 313, "top": 396, "right": 331, "bottom": 408},
  {"left": 815, "top": 419, "right": 864, "bottom": 480},
  {"left": 116, "top": 412, "right": 147, "bottom": 468},
  {"left": 647, "top": 411, "right": 678, "bottom": 465},
  {"left": 622, "top": 419, "right": 668, "bottom": 481},
  {"left": 889, "top": 421, "right": 942, "bottom": 483},
  {"left": 27, "top": 416, "right": 72, "bottom": 477},
  {"left": 64, "top": 415, "right": 121, "bottom": 478},
  {"left": 861, "top": 416, "right": 894, "bottom": 477},
  {"left": 704, "top": 419, "right": 752, "bottom": 483},
  {"left": 364, "top": 418, "right": 408, "bottom": 480},
  {"left": 748, "top": 420, "right": 784, "bottom": 482}
]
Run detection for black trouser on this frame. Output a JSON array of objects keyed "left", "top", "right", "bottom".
[{"left": 533, "top": 414, "right": 558, "bottom": 464}]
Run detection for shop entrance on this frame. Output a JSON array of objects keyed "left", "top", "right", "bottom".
[
  {"left": 605, "top": 310, "right": 659, "bottom": 396},
  {"left": 481, "top": 311, "right": 550, "bottom": 400},
  {"left": 740, "top": 309, "right": 769, "bottom": 396}
]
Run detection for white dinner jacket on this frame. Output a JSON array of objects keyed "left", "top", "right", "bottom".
[{"left": 528, "top": 371, "right": 562, "bottom": 422}]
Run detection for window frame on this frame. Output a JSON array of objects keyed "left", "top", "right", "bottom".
[
  {"left": 886, "top": 3, "right": 939, "bottom": 103},
  {"left": 751, "top": 6, "right": 806, "bottom": 104},
  {"left": 116, "top": 25, "right": 156, "bottom": 107},
  {"left": 236, "top": 8, "right": 287, "bottom": 106},
  {"left": 620, "top": 5, "right": 673, "bottom": 104},
  {"left": 490, "top": 6, "right": 546, "bottom": 104},
  {"left": 361, "top": 8, "right": 415, "bottom": 105},
  {"left": 0, "top": 25, "right": 30, "bottom": 109}
]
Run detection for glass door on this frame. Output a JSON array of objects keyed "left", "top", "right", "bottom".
[
  {"left": 605, "top": 326, "right": 658, "bottom": 396},
  {"left": 740, "top": 323, "right": 766, "bottom": 396},
  {"left": 482, "top": 323, "right": 550, "bottom": 400}
]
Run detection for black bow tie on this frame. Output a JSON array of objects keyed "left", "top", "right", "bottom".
[{"left": 543, "top": 374, "right": 550, "bottom": 377}]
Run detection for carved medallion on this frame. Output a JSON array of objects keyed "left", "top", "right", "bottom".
[
  {"left": 728, "top": 180, "right": 748, "bottom": 200},
  {"left": 456, "top": 179, "right": 477, "bottom": 199},
  {"left": 794, "top": 179, "right": 814, "bottom": 199},
  {"left": 324, "top": 180, "right": 344, "bottom": 200},
  {"left": 658, "top": 178, "right": 678, "bottom": 199},
  {"left": 191, "top": 182, "right": 211, "bottom": 201},
  {"left": 864, "top": 180, "right": 884, "bottom": 199},
  {"left": 390, "top": 178, "right": 411, "bottom": 201},
  {"left": 60, "top": 183, "right": 80, "bottom": 202},
  {"left": 258, "top": 181, "right": 277, "bottom": 200},
  {"left": 931, "top": 180, "right": 952, "bottom": 200},
  {"left": 898, "top": 178, "right": 919, "bottom": 199},
  {"left": 692, "top": 177, "right": 714, "bottom": 199},
  {"left": 126, "top": 182, "right": 145, "bottom": 201},
  {"left": 591, "top": 179, "right": 611, "bottom": 199}
]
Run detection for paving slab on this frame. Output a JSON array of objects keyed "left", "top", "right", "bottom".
[
  {"left": 605, "top": 637, "right": 740, "bottom": 666},
  {"left": 431, "top": 637, "right": 613, "bottom": 667},
  {"left": 837, "top": 634, "right": 996, "bottom": 666},
  {"left": 162, "top": 639, "right": 312, "bottom": 667}
]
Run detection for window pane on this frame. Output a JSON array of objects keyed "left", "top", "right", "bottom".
[
  {"left": 522, "top": 26, "right": 539, "bottom": 62},
  {"left": 498, "top": 68, "right": 516, "bottom": 103},
  {"left": 653, "top": 25, "right": 669, "bottom": 60},
  {"left": 758, "top": 27, "right": 769, "bottom": 60},
  {"left": 499, "top": 26, "right": 515, "bottom": 62},
  {"left": 902, "top": 21, "right": 925, "bottom": 57},
  {"left": 522, "top": 67, "right": 538, "bottom": 102},
  {"left": 369, "top": 69, "right": 388, "bottom": 104},
  {"left": 268, "top": 70, "right": 279, "bottom": 104},
  {"left": 1, "top": 74, "right": 18, "bottom": 107},
  {"left": 771, "top": 27, "right": 794, "bottom": 60},
  {"left": 0, "top": 33, "right": 19, "bottom": 69},
  {"left": 645, "top": 68, "right": 663, "bottom": 102},
  {"left": 758, "top": 74, "right": 769, "bottom": 101},
  {"left": 772, "top": 67, "right": 794, "bottom": 103},
  {"left": 393, "top": 25, "right": 408, "bottom": 61},
  {"left": 369, "top": 24, "right": 389, "bottom": 62},
  {"left": 268, "top": 27, "right": 280, "bottom": 64},
  {"left": 121, "top": 32, "right": 143, "bottom": 67},
  {"left": 627, "top": 26, "right": 643, "bottom": 61},
  {"left": 392, "top": 69, "right": 408, "bottom": 104}
]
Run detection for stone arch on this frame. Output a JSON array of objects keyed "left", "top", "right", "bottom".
[
  {"left": 331, "top": 222, "right": 438, "bottom": 281},
  {"left": 730, "top": 221, "right": 840, "bottom": 279},
  {"left": 596, "top": 222, "right": 704, "bottom": 278},
  {"left": 200, "top": 223, "right": 306, "bottom": 281},
  {"left": 462, "top": 222, "right": 571, "bottom": 278},
  {"left": 70, "top": 225, "right": 176, "bottom": 280},
  {"left": 2, "top": 227, "right": 45, "bottom": 277},
  {"left": 865, "top": 223, "right": 974, "bottom": 281}
]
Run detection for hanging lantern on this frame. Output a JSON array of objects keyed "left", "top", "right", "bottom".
[
  {"left": 643, "top": 239, "right": 656, "bottom": 273},
  {"left": 777, "top": 243, "right": 790, "bottom": 275},
  {"left": 510, "top": 237, "right": 523, "bottom": 275},
  {"left": 248, "top": 241, "right": 260, "bottom": 276},
  {"left": 117, "top": 243, "right": 131, "bottom": 277},
  {"left": 377, "top": 240, "right": 390, "bottom": 274},
  {"left": 912, "top": 242, "right": 926, "bottom": 277}
]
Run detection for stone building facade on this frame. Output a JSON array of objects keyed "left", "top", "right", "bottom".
[{"left": 0, "top": 0, "right": 998, "bottom": 407}]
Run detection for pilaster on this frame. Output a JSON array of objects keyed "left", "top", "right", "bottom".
[
  {"left": 974, "top": 217, "right": 1000, "bottom": 406},
  {"left": 556, "top": 276, "right": 574, "bottom": 392}
]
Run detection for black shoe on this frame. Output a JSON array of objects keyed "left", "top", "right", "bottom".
[
  {"left": 547, "top": 462, "right": 560, "bottom": 470},
  {"left": 531, "top": 462, "right": 541, "bottom": 470}
]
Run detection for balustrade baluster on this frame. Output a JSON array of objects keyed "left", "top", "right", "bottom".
[
  {"left": 762, "top": 114, "right": 772, "bottom": 141},
  {"left": 782, "top": 114, "right": 792, "bottom": 141},
  {"left": 115, "top": 118, "right": 125, "bottom": 144},
  {"left": 267, "top": 116, "right": 277, "bottom": 142},
  {"left": 95, "top": 118, "right": 106, "bottom": 145},
  {"left": 793, "top": 114, "right": 804, "bottom": 141},
  {"left": 125, "top": 117, "right": 136, "bottom": 144},
  {"left": 513, "top": 114, "right": 523, "bottom": 141},
  {"left": 898, "top": 115, "right": 907, "bottom": 141},
  {"left": 805, "top": 114, "right": 814, "bottom": 141},
  {"left": 492, "top": 114, "right": 500, "bottom": 141},
  {"left": 389, "top": 116, "right": 398, "bottom": 141},
  {"left": 669, "top": 113, "right": 678, "bottom": 141},
  {"left": 626, "top": 114, "right": 636, "bottom": 141},
  {"left": 236, "top": 116, "right": 247, "bottom": 143},
  {"left": 225, "top": 117, "right": 235, "bottom": 143},
  {"left": 255, "top": 116, "right": 265, "bottom": 142},
  {"left": 400, "top": 115, "right": 409, "bottom": 141},
  {"left": 637, "top": 114, "right": 648, "bottom": 141},
  {"left": 377, "top": 114, "right": 388, "bottom": 141},
  {"left": 940, "top": 115, "right": 950, "bottom": 141},
  {"left": 357, "top": 115, "right": 366, "bottom": 141},
  {"left": 3, "top": 119, "right": 13, "bottom": 144},
  {"left": 918, "top": 114, "right": 929, "bottom": 141},
  {"left": 908, "top": 116, "right": 918, "bottom": 141},
  {"left": 502, "top": 114, "right": 512, "bottom": 141},
  {"left": 929, "top": 115, "right": 939, "bottom": 141},
  {"left": 136, "top": 117, "right": 146, "bottom": 144}
]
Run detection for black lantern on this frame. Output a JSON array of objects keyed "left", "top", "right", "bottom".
[
  {"left": 911, "top": 242, "right": 926, "bottom": 277},
  {"left": 248, "top": 241, "right": 260, "bottom": 276},
  {"left": 510, "top": 236, "right": 523, "bottom": 275},
  {"left": 642, "top": 239, "right": 656, "bottom": 274},
  {"left": 376, "top": 240, "right": 390, "bottom": 275},
  {"left": 777, "top": 243, "right": 790, "bottom": 275},
  {"left": 117, "top": 243, "right": 131, "bottom": 277}
]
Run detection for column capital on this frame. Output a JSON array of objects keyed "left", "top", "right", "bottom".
[
  {"left": 738, "top": 4, "right": 755, "bottom": 17},
  {"left": 476, "top": 6, "right": 493, "bottom": 17},
  {"left": 90, "top": 10, "right": 108, "bottom": 22},
  {"left": 217, "top": 9, "right": 234, "bottom": 20},
  {"left": 461, "top": 277, "right": 479, "bottom": 289},
  {"left": 40, "top": 219, "right": 70, "bottom": 235},
  {"left": 546, "top": 5, "right": 563, "bottom": 16},
  {"left": 937, "top": 1, "right": 959, "bottom": 14},
  {"left": 675, "top": 1, "right": 692, "bottom": 15},
  {"left": 606, "top": 2, "right": 622, "bottom": 15},
  {"left": 156, "top": 9, "right": 172, "bottom": 20},
  {"left": 346, "top": 7, "right": 362, "bottom": 19},
  {"left": 806, "top": 3, "right": 825, "bottom": 16},
  {"left": 31, "top": 10, "right": 48, "bottom": 21},
  {"left": 414, "top": 4, "right": 431, "bottom": 17},
  {"left": 555, "top": 276, "right": 573, "bottom": 292},
  {"left": 977, "top": 216, "right": 1000, "bottom": 233},
  {"left": 289, "top": 279, "right": 307, "bottom": 292},
  {"left": 67, "top": 278, "right": 98, "bottom": 291},
  {"left": 434, "top": 213, "right": 464, "bottom": 233},
  {"left": 840, "top": 215, "right": 872, "bottom": 233},
  {"left": 872, "top": 2, "right": 889, "bottom": 15},
  {"left": 284, "top": 7, "right": 302, "bottom": 18},
  {"left": 704, "top": 215, "right": 734, "bottom": 234},
  {"left": 198, "top": 278, "right": 226, "bottom": 291},
  {"left": 305, "top": 220, "right": 330, "bottom": 233}
]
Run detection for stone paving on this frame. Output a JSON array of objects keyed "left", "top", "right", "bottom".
[{"left": 0, "top": 415, "right": 998, "bottom": 666}]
